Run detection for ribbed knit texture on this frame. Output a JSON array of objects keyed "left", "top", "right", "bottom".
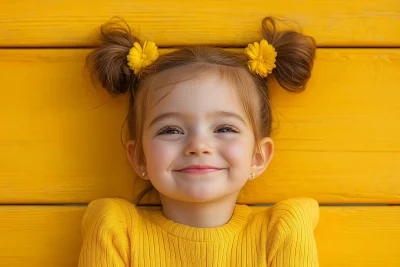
[{"left": 78, "top": 197, "right": 319, "bottom": 266}]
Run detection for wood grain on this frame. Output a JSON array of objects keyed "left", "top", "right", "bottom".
[
  {"left": 1, "top": 48, "right": 399, "bottom": 204},
  {"left": 0, "top": 205, "right": 398, "bottom": 267},
  {"left": 0, "top": 0, "right": 399, "bottom": 47}
]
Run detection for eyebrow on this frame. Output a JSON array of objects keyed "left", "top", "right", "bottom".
[{"left": 147, "top": 111, "right": 247, "bottom": 129}]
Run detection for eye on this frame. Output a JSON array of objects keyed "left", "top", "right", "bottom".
[
  {"left": 216, "top": 125, "right": 239, "bottom": 133},
  {"left": 157, "top": 126, "right": 183, "bottom": 135}
]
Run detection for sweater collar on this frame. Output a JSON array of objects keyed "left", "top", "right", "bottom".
[{"left": 145, "top": 204, "right": 252, "bottom": 241}]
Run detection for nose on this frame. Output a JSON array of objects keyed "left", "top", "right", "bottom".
[{"left": 184, "top": 130, "right": 214, "bottom": 156}]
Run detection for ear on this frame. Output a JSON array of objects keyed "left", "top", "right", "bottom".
[
  {"left": 126, "top": 140, "right": 149, "bottom": 180},
  {"left": 250, "top": 137, "right": 274, "bottom": 178}
]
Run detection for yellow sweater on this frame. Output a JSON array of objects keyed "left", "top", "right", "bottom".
[{"left": 78, "top": 197, "right": 319, "bottom": 267}]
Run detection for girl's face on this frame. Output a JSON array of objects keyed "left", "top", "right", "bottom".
[{"left": 129, "top": 66, "right": 273, "bottom": 203}]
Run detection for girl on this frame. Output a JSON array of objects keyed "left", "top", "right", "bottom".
[{"left": 79, "top": 16, "right": 319, "bottom": 266}]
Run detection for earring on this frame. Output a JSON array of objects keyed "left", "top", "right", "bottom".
[
  {"left": 249, "top": 172, "right": 255, "bottom": 180},
  {"left": 141, "top": 171, "right": 147, "bottom": 177}
]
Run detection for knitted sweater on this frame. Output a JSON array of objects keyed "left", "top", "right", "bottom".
[{"left": 78, "top": 197, "right": 319, "bottom": 266}]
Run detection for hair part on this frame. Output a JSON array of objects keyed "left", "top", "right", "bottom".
[{"left": 86, "top": 16, "right": 317, "bottom": 205}]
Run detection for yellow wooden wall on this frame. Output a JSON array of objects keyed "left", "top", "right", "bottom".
[{"left": 0, "top": 1, "right": 399, "bottom": 266}]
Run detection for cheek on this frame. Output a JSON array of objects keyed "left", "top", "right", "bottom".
[
  {"left": 222, "top": 136, "right": 254, "bottom": 166},
  {"left": 144, "top": 140, "right": 178, "bottom": 170}
]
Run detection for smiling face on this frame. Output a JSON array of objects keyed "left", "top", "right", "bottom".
[{"left": 127, "top": 64, "right": 274, "bottom": 204}]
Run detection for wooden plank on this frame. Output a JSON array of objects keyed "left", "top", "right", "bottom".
[
  {"left": 0, "top": 205, "right": 399, "bottom": 267},
  {"left": 0, "top": 206, "right": 84, "bottom": 267},
  {"left": 314, "top": 206, "right": 400, "bottom": 266},
  {"left": 0, "top": 48, "right": 399, "bottom": 204},
  {"left": 0, "top": 0, "right": 399, "bottom": 47}
]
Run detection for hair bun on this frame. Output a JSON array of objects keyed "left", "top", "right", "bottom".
[
  {"left": 261, "top": 17, "right": 317, "bottom": 92},
  {"left": 86, "top": 17, "right": 140, "bottom": 96}
]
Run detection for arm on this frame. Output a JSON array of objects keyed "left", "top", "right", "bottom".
[
  {"left": 78, "top": 198, "right": 130, "bottom": 267},
  {"left": 267, "top": 198, "right": 319, "bottom": 267}
]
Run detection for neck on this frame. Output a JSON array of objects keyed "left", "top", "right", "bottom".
[{"left": 158, "top": 192, "right": 240, "bottom": 228}]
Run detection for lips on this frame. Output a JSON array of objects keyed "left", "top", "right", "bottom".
[
  {"left": 176, "top": 165, "right": 223, "bottom": 174},
  {"left": 179, "top": 168, "right": 221, "bottom": 174}
]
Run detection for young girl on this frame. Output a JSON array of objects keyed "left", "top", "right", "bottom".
[{"left": 79, "top": 16, "right": 319, "bottom": 266}]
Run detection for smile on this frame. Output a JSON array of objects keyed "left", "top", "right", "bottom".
[{"left": 177, "top": 168, "right": 223, "bottom": 174}]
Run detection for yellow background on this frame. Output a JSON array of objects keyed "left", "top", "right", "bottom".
[{"left": 0, "top": 1, "right": 399, "bottom": 266}]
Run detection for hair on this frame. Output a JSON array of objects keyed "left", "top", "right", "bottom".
[{"left": 86, "top": 16, "right": 316, "bottom": 205}]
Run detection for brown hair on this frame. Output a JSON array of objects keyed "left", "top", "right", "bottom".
[{"left": 86, "top": 16, "right": 316, "bottom": 205}]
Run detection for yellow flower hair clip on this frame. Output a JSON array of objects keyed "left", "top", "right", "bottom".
[
  {"left": 127, "top": 41, "right": 159, "bottom": 75},
  {"left": 244, "top": 39, "right": 277, "bottom": 78}
]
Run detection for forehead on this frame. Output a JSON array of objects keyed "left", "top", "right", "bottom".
[{"left": 144, "top": 65, "right": 247, "bottom": 119}]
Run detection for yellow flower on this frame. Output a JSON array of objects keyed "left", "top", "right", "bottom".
[
  {"left": 127, "top": 41, "right": 159, "bottom": 74},
  {"left": 244, "top": 39, "right": 277, "bottom": 78}
]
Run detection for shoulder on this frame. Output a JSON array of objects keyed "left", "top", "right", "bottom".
[
  {"left": 79, "top": 198, "right": 135, "bottom": 266},
  {"left": 269, "top": 197, "right": 320, "bottom": 231},
  {"left": 85, "top": 197, "right": 136, "bottom": 214},
  {"left": 81, "top": 198, "right": 137, "bottom": 235},
  {"left": 266, "top": 198, "right": 320, "bottom": 266}
]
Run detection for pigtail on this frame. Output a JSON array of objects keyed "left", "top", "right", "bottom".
[
  {"left": 262, "top": 17, "right": 317, "bottom": 92},
  {"left": 86, "top": 17, "right": 139, "bottom": 96}
]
